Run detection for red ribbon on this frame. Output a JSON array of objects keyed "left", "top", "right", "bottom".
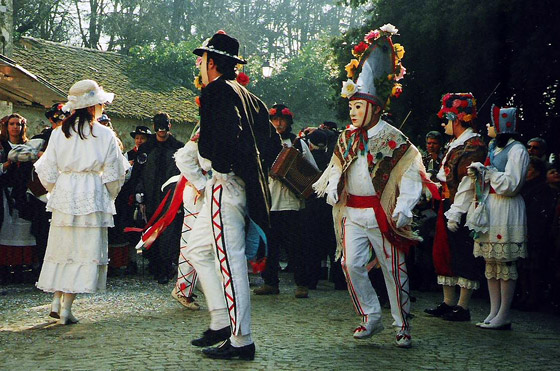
[{"left": 124, "top": 176, "right": 187, "bottom": 250}]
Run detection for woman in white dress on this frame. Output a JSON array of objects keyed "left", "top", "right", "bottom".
[
  {"left": 461, "top": 105, "right": 529, "bottom": 330},
  {"left": 35, "top": 80, "right": 129, "bottom": 324}
]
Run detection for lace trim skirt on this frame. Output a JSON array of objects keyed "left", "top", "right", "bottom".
[
  {"left": 437, "top": 275, "right": 480, "bottom": 290},
  {"left": 36, "top": 224, "right": 108, "bottom": 294}
]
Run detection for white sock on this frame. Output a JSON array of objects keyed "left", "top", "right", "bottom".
[
  {"left": 230, "top": 334, "right": 253, "bottom": 347},
  {"left": 209, "top": 308, "right": 229, "bottom": 330}
]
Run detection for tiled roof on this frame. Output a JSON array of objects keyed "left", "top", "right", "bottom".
[{"left": 12, "top": 37, "right": 198, "bottom": 124}]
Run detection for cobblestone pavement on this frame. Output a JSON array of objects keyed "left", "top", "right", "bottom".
[{"left": 1, "top": 271, "right": 560, "bottom": 370}]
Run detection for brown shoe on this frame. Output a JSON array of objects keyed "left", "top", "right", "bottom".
[
  {"left": 295, "top": 286, "right": 309, "bottom": 298},
  {"left": 171, "top": 287, "right": 200, "bottom": 310},
  {"left": 253, "top": 284, "right": 279, "bottom": 295}
]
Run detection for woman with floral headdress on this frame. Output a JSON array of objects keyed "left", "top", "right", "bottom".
[{"left": 34, "top": 79, "right": 129, "bottom": 324}]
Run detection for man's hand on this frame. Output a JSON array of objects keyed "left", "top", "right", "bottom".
[
  {"left": 447, "top": 220, "right": 459, "bottom": 232},
  {"left": 326, "top": 189, "right": 339, "bottom": 206}
]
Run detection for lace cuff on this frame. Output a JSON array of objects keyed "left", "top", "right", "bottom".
[{"left": 34, "top": 156, "right": 59, "bottom": 186}]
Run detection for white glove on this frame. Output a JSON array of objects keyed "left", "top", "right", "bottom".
[
  {"left": 213, "top": 171, "right": 241, "bottom": 197},
  {"left": 214, "top": 171, "right": 231, "bottom": 182},
  {"left": 468, "top": 162, "right": 486, "bottom": 173},
  {"left": 447, "top": 220, "right": 459, "bottom": 232},
  {"left": 393, "top": 212, "right": 412, "bottom": 228},
  {"left": 326, "top": 189, "right": 339, "bottom": 206}
]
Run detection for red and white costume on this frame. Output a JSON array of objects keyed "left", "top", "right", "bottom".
[{"left": 315, "top": 120, "right": 426, "bottom": 333}]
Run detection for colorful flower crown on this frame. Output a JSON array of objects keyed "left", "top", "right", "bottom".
[
  {"left": 341, "top": 23, "right": 406, "bottom": 106},
  {"left": 437, "top": 93, "right": 477, "bottom": 123}
]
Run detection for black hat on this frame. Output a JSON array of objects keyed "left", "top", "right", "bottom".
[
  {"left": 98, "top": 114, "right": 111, "bottom": 123},
  {"left": 269, "top": 104, "right": 294, "bottom": 126},
  {"left": 307, "top": 129, "right": 328, "bottom": 148},
  {"left": 321, "top": 121, "right": 338, "bottom": 130},
  {"left": 193, "top": 31, "right": 247, "bottom": 64},
  {"left": 45, "top": 103, "right": 67, "bottom": 121},
  {"left": 130, "top": 126, "right": 152, "bottom": 139}
]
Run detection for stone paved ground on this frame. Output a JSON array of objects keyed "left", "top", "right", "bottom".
[{"left": 1, "top": 271, "right": 560, "bottom": 370}]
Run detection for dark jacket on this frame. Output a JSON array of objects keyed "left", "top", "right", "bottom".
[
  {"left": 198, "top": 77, "right": 282, "bottom": 230},
  {"left": 0, "top": 140, "right": 34, "bottom": 220},
  {"left": 129, "top": 134, "right": 184, "bottom": 217}
]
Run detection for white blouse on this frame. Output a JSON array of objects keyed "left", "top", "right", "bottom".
[{"left": 34, "top": 122, "right": 129, "bottom": 218}]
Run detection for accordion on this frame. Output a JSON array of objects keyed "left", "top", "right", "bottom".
[{"left": 270, "top": 146, "right": 321, "bottom": 199}]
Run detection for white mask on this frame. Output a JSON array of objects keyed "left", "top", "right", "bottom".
[
  {"left": 442, "top": 119, "right": 454, "bottom": 136},
  {"left": 200, "top": 53, "right": 209, "bottom": 86},
  {"left": 349, "top": 99, "right": 373, "bottom": 128}
]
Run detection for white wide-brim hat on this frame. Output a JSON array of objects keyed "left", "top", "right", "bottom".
[{"left": 62, "top": 79, "right": 114, "bottom": 112}]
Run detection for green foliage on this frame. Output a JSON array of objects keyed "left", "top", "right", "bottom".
[
  {"left": 249, "top": 41, "right": 339, "bottom": 131},
  {"left": 127, "top": 38, "right": 201, "bottom": 93},
  {"left": 330, "top": 0, "right": 560, "bottom": 147}
]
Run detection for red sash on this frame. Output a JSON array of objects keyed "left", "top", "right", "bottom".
[
  {"left": 124, "top": 176, "right": 187, "bottom": 250},
  {"left": 346, "top": 194, "right": 415, "bottom": 254}
]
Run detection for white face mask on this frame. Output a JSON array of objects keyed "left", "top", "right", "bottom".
[
  {"left": 486, "top": 123, "right": 497, "bottom": 138},
  {"left": 349, "top": 99, "right": 373, "bottom": 128},
  {"left": 442, "top": 119, "right": 454, "bottom": 136},
  {"left": 200, "top": 53, "right": 209, "bottom": 86}
]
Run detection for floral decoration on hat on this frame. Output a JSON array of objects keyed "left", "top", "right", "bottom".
[
  {"left": 341, "top": 23, "right": 406, "bottom": 109},
  {"left": 437, "top": 93, "right": 478, "bottom": 123},
  {"left": 236, "top": 72, "right": 250, "bottom": 86}
]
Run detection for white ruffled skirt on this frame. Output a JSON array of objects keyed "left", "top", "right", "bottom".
[{"left": 36, "top": 211, "right": 109, "bottom": 294}]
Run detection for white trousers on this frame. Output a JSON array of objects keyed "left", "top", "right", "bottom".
[
  {"left": 187, "top": 175, "right": 251, "bottom": 336},
  {"left": 341, "top": 218, "right": 411, "bottom": 331},
  {"left": 187, "top": 188, "right": 226, "bottom": 313},
  {"left": 175, "top": 188, "right": 201, "bottom": 298}
]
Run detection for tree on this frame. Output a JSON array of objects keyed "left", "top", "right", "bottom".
[
  {"left": 330, "top": 0, "right": 560, "bottom": 148},
  {"left": 13, "top": 0, "right": 73, "bottom": 42}
]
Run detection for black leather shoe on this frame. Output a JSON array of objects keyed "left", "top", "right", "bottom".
[
  {"left": 191, "top": 327, "right": 231, "bottom": 347},
  {"left": 202, "top": 339, "right": 255, "bottom": 361},
  {"left": 442, "top": 306, "right": 471, "bottom": 322},
  {"left": 424, "top": 302, "right": 454, "bottom": 317}
]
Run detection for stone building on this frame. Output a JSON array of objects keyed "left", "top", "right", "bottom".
[{"left": 6, "top": 37, "right": 198, "bottom": 148}]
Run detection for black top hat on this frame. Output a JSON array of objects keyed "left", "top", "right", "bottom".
[
  {"left": 130, "top": 126, "right": 152, "bottom": 139},
  {"left": 193, "top": 31, "right": 247, "bottom": 64}
]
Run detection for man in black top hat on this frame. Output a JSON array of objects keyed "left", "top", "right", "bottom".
[{"left": 186, "top": 30, "right": 281, "bottom": 361}]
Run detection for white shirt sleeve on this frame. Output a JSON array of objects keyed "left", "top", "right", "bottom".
[
  {"left": 33, "top": 135, "right": 58, "bottom": 192},
  {"left": 444, "top": 176, "right": 475, "bottom": 223},
  {"left": 175, "top": 141, "right": 207, "bottom": 191},
  {"left": 392, "top": 158, "right": 422, "bottom": 218},
  {"left": 487, "top": 144, "right": 529, "bottom": 197}
]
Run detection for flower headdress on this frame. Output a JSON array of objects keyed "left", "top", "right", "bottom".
[
  {"left": 437, "top": 93, "right": 477, "bottom": 123},
  {"left": 341, "top": 23, "right": 406, "bottom": 110}
]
